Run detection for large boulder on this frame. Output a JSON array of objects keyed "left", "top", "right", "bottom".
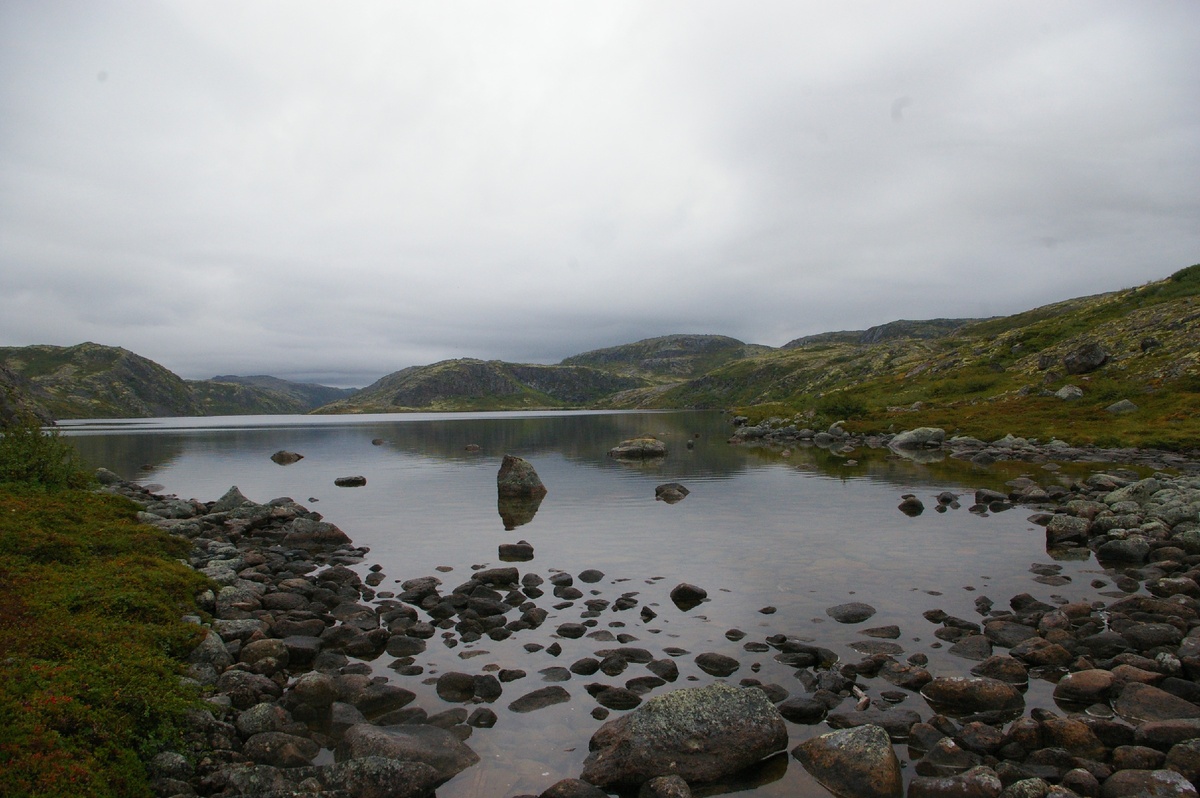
[
  {"left": 888, "top": 428, "right": 945, "bottom": 450},
  {"left": 336, "top": 724, "right": 479, "bottom": 786},
  {"left": 792, "top": 724, "right": 903, "bottom": 798},
  {"left": 1063, "top": 342, "right": 1109, "bottom": 374},
  {"left": 608, "top": 436, "right": 668, "bottom": 459},
  {"left": 580, "top": 683, "right": 787, "bottom": 790},
  {"left": 497, "top": 455, "right": 548, "bottom": 498}
]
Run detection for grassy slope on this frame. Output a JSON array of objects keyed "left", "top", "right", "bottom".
[{"left": 645, "top": 265, "right": 1200, "bottom": 450}]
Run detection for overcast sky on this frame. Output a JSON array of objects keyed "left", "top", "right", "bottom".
[{"left": 2, "top": 2, "right": 1197, "bottom": 387}]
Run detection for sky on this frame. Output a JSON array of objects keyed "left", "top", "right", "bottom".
[{"left": 2, "top": 2, "right": 1198, "bottom": 388}]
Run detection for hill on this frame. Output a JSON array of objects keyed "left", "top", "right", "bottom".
[
  {"left": 317, "top": 358, "right": 649, "bottom": 413},
  {"left": 782, "top": 318, "right": 984, "bottom": 348},
  {"left": 641, "top": 264, "right": 1200, "bottom": 449},
  {"left": 561, "top": 334, "right": 772, "bottom": 379},
  {"left": 205, "top": 375, "right": 356, "bottom": 412},
  {"left": 0, "top": 343, "right": 350, "bottom": 422}
]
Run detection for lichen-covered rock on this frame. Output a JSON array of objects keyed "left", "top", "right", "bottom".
[{"left": 580, "top": 683, "right": 787, "bottom": 790}]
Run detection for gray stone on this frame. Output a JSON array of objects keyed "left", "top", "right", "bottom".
[
  {"left": 608, "top": 436, "right": 668, "bottom": 459},
  {"left": 580, "top": 683, "right": 787, "bottom": 790}
]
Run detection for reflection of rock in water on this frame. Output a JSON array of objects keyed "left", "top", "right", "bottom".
[{"left": 498, "top": 494, "right": 544, "bottom": 530}]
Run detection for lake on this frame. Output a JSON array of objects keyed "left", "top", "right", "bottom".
[{"left": 60, "top": 410, "right": 1125, "bottom": 796}]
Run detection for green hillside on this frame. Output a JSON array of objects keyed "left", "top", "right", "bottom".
[{"left": 642, "top": 264, "right": 1200, "bottom": 449}]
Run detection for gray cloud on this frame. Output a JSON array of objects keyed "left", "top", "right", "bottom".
[{"left": 2, "top": 1, "right": 1197, "bottom": 387}]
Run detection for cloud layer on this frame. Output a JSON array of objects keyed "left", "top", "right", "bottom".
[{"left": 2, "top": 1, "right": 1197, "bottom": 386}]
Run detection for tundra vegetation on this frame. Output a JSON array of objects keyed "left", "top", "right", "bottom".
[{"left": 0, "top": 413, "right": 209, "bottom": 798}]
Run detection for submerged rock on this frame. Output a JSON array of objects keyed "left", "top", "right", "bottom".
[{"left": 608, "top": 436, "right": 668, "bottom": 459}]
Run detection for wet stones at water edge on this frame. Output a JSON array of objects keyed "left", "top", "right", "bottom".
[{"left": 105, "top": 460, "right": 1200, "bottom": 797}]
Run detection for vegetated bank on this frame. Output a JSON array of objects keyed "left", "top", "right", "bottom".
[
  {"left": 649, "top": 264, "right": 1200, "bottom": 452},
  {"left": 0, "top": 415, "right": 210, "bottom": 798}
]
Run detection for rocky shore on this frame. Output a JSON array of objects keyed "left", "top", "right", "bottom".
[{"left": 98, "top": 428, "right": 1200, "bottom": 798}]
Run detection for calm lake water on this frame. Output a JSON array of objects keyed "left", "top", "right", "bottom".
[{"left": 60, "top": 411, "right": 1128, "bottom": 797}]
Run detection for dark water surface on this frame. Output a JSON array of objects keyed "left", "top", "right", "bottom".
[{"left": 60, "top": 411, "right": 1124, "bottom": 796}]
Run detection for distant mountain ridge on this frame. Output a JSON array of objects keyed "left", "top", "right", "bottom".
[
  {"left": 318, "top": 358, "right": 649, "bottom": 413},
  {"left": 2, "top": 263, "right": 1197, "bottom": 450}
]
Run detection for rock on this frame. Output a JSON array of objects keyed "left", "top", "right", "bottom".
[
  {"left": 920, "top": 677, "right": 1025, "bottom": 716},
  {"left": 580, "top": 683, "right": 787, "bottom": 790},
  {"left": 889, "top": 428, "right": 946, "bottom": 450},
  {"left": 337, "top": 724, "right": 479, "bottom": 785},
  {"left": 497, "top": 455, "right": 547, "bottom": 498},
  {"left": 1106, "top": 399, "right": 1138, "bottom": 414},
  {"left": 655, "top": 483, "right": 689, "bottom": 504},
  {"left": 609, "top": 436, "right": 668, "bottom": 459},
  {"left": 639, "top": 775, "right": 692, "bottom": 798},
  {"left": 1063, "top": 342, "right": 1109, "bottom": 374},
  {"left": 270, "top": 450, "right": 304, "bottom": 465},
  {"left": 1099, "top": 769, "right": 1198, "bottom": 797},
  {"left": 211, "top": 485, "right": 253, "bottom": 512},
  {"left": 899, "top": 495, "right": 925, "bottom": 516},
  {"left": 243, "top": 731, "right": 317, "bottom": 768},
  {"left": 1114, "top": 683, "right": 1200, "bottom": 725},
  {"left": 694, "top": 652, "right": 740, "bottom": 677},
  {"left": 792, "top": 724, "right": 903, "bottom": 798},
  {"left": 436, "top": 672, "right": 478, "bottom": 703},
  {"left": 908, "top": 765, "right": 1003, "bottom": 797},
  {"left": 323, "top": 756, "right": 442, "bottom": 798},
  {"left": 540, "top": 778, "right": 610, "bottom": 798},
  {"left": 825, "top": 707, "right": 923, "bottom": 741},
  {"left": 334, "top": 475, "right": 366, "bottom": 487},
  {"left": 1053, "top": 669, "right": 1114, "bottom": 705},
  {"left": 499, "top": 541, "right": 535, "bottom": 560},
  {"left": 508, "top": 686, "right": 571, "bottom": 713},
  {"left": 827, "top": 602, "right": 877, "bottom": 624},
  {"left": 669, "top": 583, "right": 708, "bottom": 611},
  {"left": 1054, "top": 385, "right": 1084, "bottom": 401}
]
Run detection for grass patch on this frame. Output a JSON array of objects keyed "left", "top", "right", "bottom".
[{"left": 0, "top": 416, "right": 210, "bottom": 797}]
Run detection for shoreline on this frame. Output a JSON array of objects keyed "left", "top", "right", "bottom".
[{"left": 105, "top": 434, "right": 1200, "bottom": 798}]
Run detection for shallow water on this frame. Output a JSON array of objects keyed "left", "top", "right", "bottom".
[{"left": 61, "top": 411, "right": 1130, "bottom": 796}]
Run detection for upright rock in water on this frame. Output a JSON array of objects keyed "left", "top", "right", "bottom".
[
  {"left": 608, "top": 436, "right": 668, "bottom": 459},
  {"left": 580, "top": 683, "right": 787, "bottom": 790},
  {"left": 792, "top": 724, "right": 903, "bottom": 798},
  {"left": 497, "top": 455, "right": 548, "bottom": 498}
]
